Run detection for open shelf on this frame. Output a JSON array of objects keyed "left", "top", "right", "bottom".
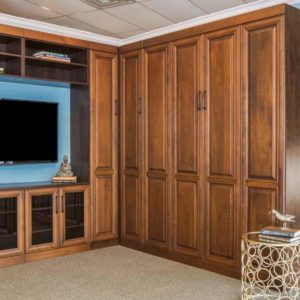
[
  {"left": 0, "top": 54, "right": 21, "bottom": 76},
  {"left": 0, "top": 35, "right": 21, "bottom": 55}
]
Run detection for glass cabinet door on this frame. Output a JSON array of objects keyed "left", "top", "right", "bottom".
[
  {"left": 25, "top": 188, "right": 59, "bottom": 253},
  {"left": 0, "top": 191, "right": 24, "bottom": 257},
  {"left": 60, "top": 185, "right": 90, "bottom": 247}
]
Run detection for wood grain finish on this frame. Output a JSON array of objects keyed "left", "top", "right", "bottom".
[
  {"left": 172, "top": 37, "right": 201, "bottom": 256},
  {"left": 144, "top": 43, "right": 171, "bottom": 250},
  {"left": 203, "top": 27, "right": 240, "bottom": 268},
  {"left": 242, "top": 17, "right": 282, "bottom": 234},
  {"left": 90, "top": 50, "right": 118, "bottom": 241},
  {"left": 121, "top": 50, "right": 143, "bottom": 244}
]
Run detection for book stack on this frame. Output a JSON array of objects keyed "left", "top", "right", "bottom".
[
  {"left": 52, "top": 176, "right": 77, "bottom": 183},
  {"left": 259, "top": 226, "right": 300, "bottom": 244},
  {"left": 0, "top": 67, "right": 4, "bottom": 74},
  {"left": 33, "top": 51, "right": 71, "bottom": 63}
]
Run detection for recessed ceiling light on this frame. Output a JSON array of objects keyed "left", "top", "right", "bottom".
[{"left": 81, "top": 0, "right": 136, "bottom": 9}]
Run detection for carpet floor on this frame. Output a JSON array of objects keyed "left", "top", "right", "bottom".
[{"left": 0, "top": 246, "right": 241, "bottom": 299}]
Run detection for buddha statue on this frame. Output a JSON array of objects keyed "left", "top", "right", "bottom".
[{"left": 57, "top": 155, "right": 74, "bottom": 177}]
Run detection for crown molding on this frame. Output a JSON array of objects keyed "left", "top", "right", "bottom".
[
  {"left": 0, "top": 0, "right": 298, "bottom": 47},
  {"left": 0, "top": 12, "right": 123, "bottom": 46}
]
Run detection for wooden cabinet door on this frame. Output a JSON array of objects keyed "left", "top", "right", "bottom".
[
  {"left": 0, "top": 190, "right": 24, "bottom": 258},
  {"left": 90, "top": 50, "right": 118, "bottom": 241},
  {"left": 121, "top": 50, "right": 143, "bottom": 246},
  {"left": 144, "top": 43, "right": 172, "bottom": 250},
  {"left": 60, "top": 185, "right": 90, "bottom": 247},
  {"left": 172, "top": 37, "right": 202, "bottom": 256},
  {"left": 242, "top": 17, "right": 283, "bottom": 233},
  {"left": 25, "top": 188, "right": 59, "bottom": 253},
  {"left": 203, "top": 27, "right": 241, "bottom": 269}
]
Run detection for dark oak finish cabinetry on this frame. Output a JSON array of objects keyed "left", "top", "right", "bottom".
[
  {"left": 121, "top": 5, "right": 300, "bottom": 278},
  {"left": 90, "top": 50, "right": 118, "bottom": 242}
]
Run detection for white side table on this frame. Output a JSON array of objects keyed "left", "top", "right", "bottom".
[{"left": 241, "top": 232, "right": 300, "bottom": 299}]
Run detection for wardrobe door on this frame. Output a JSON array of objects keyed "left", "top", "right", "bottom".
[
  {"left": 144, "top": 44, "right": 172, "bottom": 250},
  {"left": 121, "top": 50, "right": 143, "bottom": 246},
  {"left": 91, "top": 50, "right": 118, "bottom": 241},
  {"left": 242, "top": 17, "right": 283, "bottom": 233},
  {"left": 172, "top": 37, "right": 202, "bottom": 256},
  {"left": 203, "top": 27, "right": 241, "bottom": 270}
]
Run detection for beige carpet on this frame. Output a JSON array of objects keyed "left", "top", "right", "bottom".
[{"left": 0, "top": 246, "right": 241, "bottom": 300}]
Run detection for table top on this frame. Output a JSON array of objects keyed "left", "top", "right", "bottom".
[{"left": 242, "top": 231, "right": 300, "bottom": 247}]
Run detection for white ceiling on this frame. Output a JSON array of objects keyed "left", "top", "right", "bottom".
[{"left": 0, "top": 0, "right": 260, "bottom": 38}]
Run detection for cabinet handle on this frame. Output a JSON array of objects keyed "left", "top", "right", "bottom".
[
  {"left": 197, "top": 91, "right": 202, "bottom": 111},
  {"left": 203, "top": 90, "right": 207, "bottom": 111},
  {"left": 114, "top": 99, "right": 118, "bottom": 116},
  {"left": 61, "top": 195, "right": 65, "bottom": 213},
  {"left": 137, "top": 97, "right": 142, "bottom": 114},
  {"left": 56, "top": 195, "right": 59, "bottom": 214}
]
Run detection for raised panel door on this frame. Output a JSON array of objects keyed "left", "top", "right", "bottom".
[
  {"left": 90, "top": 50, "right": 118, "bottom": 241},
  {"left": 121, "top": 50, "right": 143, "bottom": 244},
  {"left": 203, "top": 27, "right": 241, "bottom": 268},
  {"left": 144, "top": 43, "right": 171, "bottom": 249},
  {"left": 242, "top": 17, "right": 282, "bottom": 234},
  {"left": 172, "top": 37, "right": 201, "bottom": 256}
]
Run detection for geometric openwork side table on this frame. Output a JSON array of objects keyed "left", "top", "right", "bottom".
[{"left": 241, "top": 232, "right": 300, "bottom": 299}]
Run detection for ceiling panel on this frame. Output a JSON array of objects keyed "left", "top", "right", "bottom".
[
  {"left": 26, "top": 0, "right": 96, "bottom": 15},
  {"left": 46, "top": 16, "right": 110, "bottom": 35},
  {"left": 73, "top": 9, "right": 140, "bottom": 34},
  {"left": 142, "top": 0, "right": 206, "bottom": 22},
  {"left": 0, "top": 0, "right": 60, "bottom": 20},
  {"left": 190, "top": 0, "right": 245, "bottom": 14},
  {"left": 104, "top": 3, "right": 173, "bottom": 30},
  {"left": 113, "top": 29, "right": 146, "bottom": 38}
]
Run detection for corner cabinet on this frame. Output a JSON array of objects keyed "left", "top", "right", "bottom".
[
  {"left": 90, "top": 50, "right": 118, "bottom": 242},
  {"left": 25, "top": 185, "right": 90, "bottom": 253},
  {"left": 0, "top": 190, "right": 24, "bottom": 258}
]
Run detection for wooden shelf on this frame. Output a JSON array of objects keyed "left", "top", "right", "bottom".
[
  {"left": 25, "top": 56, "right": 87, "bottom": 67},
  {"left": 0, "top": 52, "right": 21, "bottom": 58}
]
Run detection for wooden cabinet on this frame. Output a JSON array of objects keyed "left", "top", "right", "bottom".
[
  {"left": 90, "top": 50, "right": 118, "bottom": 241},
  {"left": 203, "top": 27, "right": 241, "bottom": 269},
  {"left": 143, "top": 43, "right": 172, "bottom": 250},
  {"left": 25, "top": 185, "right": 90, "bottom": 253},
  {"left": 121, "top": 50, "right": 143, "bottom": 246},
  {"left": 172, "top": 37, "right": 202, "bottom": 256},
  {"left": 241, "top": 17, "right": 283, "bottom": 233},
  {"left": 0, "top": 190, "right": 24, "bottom": 258}
]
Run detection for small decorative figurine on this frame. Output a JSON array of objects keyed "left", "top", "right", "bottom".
[
  {"left": 56, "top": 155, "right": 74, "bottom": 177},
  {"left": 270, "top": 209, "right": 296, "bottom": 229}
]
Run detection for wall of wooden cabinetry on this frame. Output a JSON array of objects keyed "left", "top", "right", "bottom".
[{"left": 120, "top": 4, "right": 300, "bottom": 278}]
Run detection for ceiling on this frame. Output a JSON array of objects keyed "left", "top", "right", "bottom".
[{"left": 0, "top": 0, "right": 261, "bottom": 39}]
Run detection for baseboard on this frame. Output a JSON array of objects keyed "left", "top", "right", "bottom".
[
  {"left": 90, "top": 239, "right": 119, "bottom": 250},
  {"left": 122, "top": 240, "right": 241, "bottom": 280}
]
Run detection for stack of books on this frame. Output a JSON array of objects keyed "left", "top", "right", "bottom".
[
  {"left": 0, "top": 67, "right": 4, "bottom": 74},
  {"left": 52, "top": 176, "right": 77, "bottom": 183},
  {"left": 259, "top": 226, "right": 300, "bottom": 244},
  {"left": 33, "top": 51, "right": 71, "bottom": 63}
]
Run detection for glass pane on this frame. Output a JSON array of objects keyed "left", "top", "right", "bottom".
[
  {"left": 32, "top": 195, "right": 53, "bottom": 246},
  {"left": 65, "top": 192, "right": 84, "bottom": 240},
  {"left": 0, "top": 197, "right": 18, "bottom": 251}
]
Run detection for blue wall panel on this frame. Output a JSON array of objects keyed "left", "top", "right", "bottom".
[{"left": 0, "top": 81, "right": 70, "bottom": 184}]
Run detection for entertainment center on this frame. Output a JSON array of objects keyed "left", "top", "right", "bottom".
[{"left": 0, "top": 25, "right": 118, "bottom": 266}]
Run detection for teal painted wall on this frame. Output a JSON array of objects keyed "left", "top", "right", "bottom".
[{"left": 0, "top": 81, "right": 70, "bottom": 184}]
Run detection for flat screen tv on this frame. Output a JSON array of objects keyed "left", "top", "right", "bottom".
[{"left": 0, "top": 99, "right": 58, "bottom": 165}]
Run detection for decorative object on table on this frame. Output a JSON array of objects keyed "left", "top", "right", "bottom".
[
  {"left": 52, "top": 155, "right": 77, "bottom": 183},
  {"left": 270, "top": 209, "right": 296, "bottom": 229},
  {"left": 241, "top": 232, "right": 300, "bottom": 299},
  {"left": 33, "top": 51, "right": 71, "bottom": 63}
]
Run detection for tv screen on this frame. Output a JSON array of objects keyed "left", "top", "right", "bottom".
[{"left": 0, "top": 99, "right": 58, "bottom": 164}]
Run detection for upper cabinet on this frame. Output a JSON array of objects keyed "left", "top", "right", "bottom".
[{"left": 90, "top": 50, "right": 118, "bottom": 242}]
